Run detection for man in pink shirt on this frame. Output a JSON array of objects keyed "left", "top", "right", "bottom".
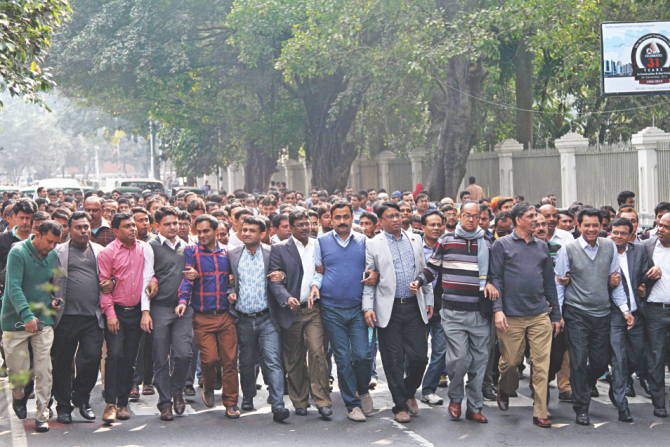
[{"left": 98, "top": 212, "right": 157, "bottom": 423}]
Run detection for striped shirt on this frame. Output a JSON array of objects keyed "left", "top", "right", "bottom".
[
  {"left": 417, "top": 232, "right": 491, "bottom": 311},
  {"left": 384, "top": 230, "right": 415, "bottom": 298},
  {"left": 178, "top": 241, "right": 230, "bottom": 312}
]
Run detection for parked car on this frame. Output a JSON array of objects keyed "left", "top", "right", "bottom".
[
  {"left": 31, "top": 179, "right": 84, "bottom": 199},
  {"left": 116, "top": 178, "right": 165, "bottom": 193},
  {"left": 171, "top": 186, "right": 206, "bottom": 198}
]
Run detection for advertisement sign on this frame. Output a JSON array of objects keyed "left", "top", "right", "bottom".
[{"left": 601, "top": 21, "right": 670, "bottom": 96}]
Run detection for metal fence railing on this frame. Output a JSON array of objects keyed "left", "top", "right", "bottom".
[
  {"left": 658, "top": 141, "right": 670, "bottom": 202},
  {"left": 388, "top": 158, "right": 413, "bottom": 193},
  {"left": 465, "top": 152, "right": 500, "bottom": 198},
  {"left": 575, "top": 148, "right": 638, "bottom": 208},
  {"left": 512, "top": 149, "right": 562, "bottom": 205}
]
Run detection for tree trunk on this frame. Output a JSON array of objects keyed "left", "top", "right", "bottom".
[
  {"left": 427, "top": 57, "right": 486, "bottom": 200},
  {"left": 297, "top": 72, "right": 362, "bottom": 192},
  {"left": 244, "top": 141, "right": 277, "bottom": 192},
  {"left": 515, "top": 39, "right": 534, "bottom": 149}
]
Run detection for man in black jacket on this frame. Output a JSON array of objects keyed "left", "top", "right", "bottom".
[{"left": 268, "top": 210, "right": 332, "bottom": 418}]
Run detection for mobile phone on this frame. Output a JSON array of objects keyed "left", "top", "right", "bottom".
[
  {"left": 37, "top": 321, "right": 45, "bottom": 332},
  {"left": 363, "top": 271, "right": 371, "bottom": 280},
  {"left": 54, "top": 298, "right": 63, "bottom": 307}
]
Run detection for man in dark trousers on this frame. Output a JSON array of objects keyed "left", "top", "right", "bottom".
[{"left": 268, "top": 210, "right": 332, "bottom": 418}]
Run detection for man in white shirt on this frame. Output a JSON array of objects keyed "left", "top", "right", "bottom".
[
  {"left": 228, "top": 208, "right": 253, "bottom": 248},
  {"left": 267, "top": 211, "right": 332, "bottom": 418},
  {"left": 539, "top": 205, "right": 574, "bottom": 246}
]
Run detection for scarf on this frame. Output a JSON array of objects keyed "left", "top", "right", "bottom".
[{"left": 455, "top": 223, "right": 489, "bottom": 290}]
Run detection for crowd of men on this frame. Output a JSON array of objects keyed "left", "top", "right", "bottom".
[{"left": 1, "top": 176, "right": 670, "bottom": 433}]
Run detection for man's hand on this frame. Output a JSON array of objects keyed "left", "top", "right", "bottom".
[
  {"left": 556, "top": 273, "right": 570, "bottom": 286},
  {"left": 146, "top": 280, "right": 158, "bottom": 300},
  {"left": 610, "top": 271, "right": 621, "bottom": 288},
  {"left": 646, "top": 265, "right": 662, "bottom": 280},
  {"left": 309, "top": 285, "right": 320, "bottom": 302},
  {"left": 227, "top": 292, "right": 238, "bottom": 304},
  {"left": 287, "top": 297, "right": 300, "bottom": 311},
  {"left": 409, "top": 281, "right": 420, "bottom": 295},
  {"left": 175, "top": 304, "right": 187, "bottom": 317},
  {"left": 141, "top": 311, "right": 153, "bottom": 333},
  {"left": 361, "top": 270, "right": 379, "bottom": 286},
  {"left": 51, "top": 298, "right": 62, "bottom": 312},
  {"left": 552, "top": 321, "right": 562, "bottom": 337},
  {"left": 364, "top": 310, "right": 377, "bottom": 328},
  {"left": 24, "top": 317, "right": 39, "bottom": 334},
  {"left": 107, "top": 317, "right": 120, "bottom": 335},
  {"left": 484, "top": 283, "right": 499, "bottom": 301},
  {"left": 638, "top": 283, "right": 647, "bottom": 298},
  {"left": 495, "top": 311, "right": 508, "bottom": 333},
  {"left": 624, "top": 312, "right": 635, "bottom": 330},
  {"left": 426, "top": 305, "right": 434, "bottom": 320},
  {"left": 229, "top": 274, "right": 235, "bottom": 287},
  {"left": 315, "top": 265, "right": 325, "bottom": 275},
  {"left": 183, "top": 267, "right": 199, "bottom": 281},
  {"left": 100, "top": 279, "right": 114, "bottom": 294},
  {"left": 268, "top": 271, "right": 284, "bottom": 282}
]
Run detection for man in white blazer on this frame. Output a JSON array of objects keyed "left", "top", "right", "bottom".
[{"left": 362, "top": 201, "right": 433, "bottom": 423}]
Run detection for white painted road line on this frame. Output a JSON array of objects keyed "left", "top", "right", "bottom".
[{"left": 2, "top": 382, "right": 27, "bottom": 447}]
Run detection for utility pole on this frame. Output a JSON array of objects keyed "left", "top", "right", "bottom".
[{"left": 149, "top": 120, "right": 155, "bottom": 179}]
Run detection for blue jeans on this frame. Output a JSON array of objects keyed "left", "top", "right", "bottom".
[
  {"left": 422, "top": 317, "right": 447, "bottom": 395},
  {"left": 236, "top": 312, "right": 285, "bottom": 410},
  {"left": 321, "top": 304, "right": 371, "bottom": 412},
  {"left": 369, "top": 326, "right": 378, "bottom": 379}
]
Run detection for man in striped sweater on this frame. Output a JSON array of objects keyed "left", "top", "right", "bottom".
[{"left": 412, "top": 201, "right": 498, "bottom": 424}]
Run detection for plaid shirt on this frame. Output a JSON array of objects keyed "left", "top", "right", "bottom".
[
  {"left": 178, "top": 241, "right": 230, "bottom": 312},
  {"left": 384, "top": 230, "right": 415, "bottom": 298}
]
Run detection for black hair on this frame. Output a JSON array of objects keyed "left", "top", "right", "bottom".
[
  {"left": 374, "top": 201, "right": 400, "bottom": 219},
  {"left": 577, "top": 207, "right": 604, "bottom": 225},
  {"left": 515, "top": 194, "right": 525, "bottom": 201},
  {"left": 242, "top": 215, "right": 266, "bottom": 233},
  {"left": 316, "top": 204, "right": 331, "bottom": 219},
  {"left": 616, "top": 190, "right": 635, "bottom": 207},
  {"left": 330, "top": 200, "right": 352, "bottom": 215},
  {"left": 459, "top": 191, "right": 470, "bottom": 200},
  {"left": 117, "top": 197, "right": 130, "bottom": 206},
  {"left": 131, "top": 207, "right": 154, "bottom": 224},
  {"left": 494, "top": 211, "right": 513, "bottom": 226},
  {"left": 154, "top": 206, "right": 179, "bottom": 224},
  {"left": 187, "top": 198, "right": 206, "bottom": 214},
  {"left": 557, "top": 209, "right": 574, "bottom": 220},
  {"left": 111, "top": 212, "right": 134, "bottom": 229},
  {"left": 359, "top": 211, "right": 378, "bottom": 226},
  {"left": 469, "top": 176, "right": 476, "bottom": 184},
  {"left": 13, "top": 198, "right": 37, "bottom": 216},
  {"left": 511, "top": 202, "right": 534, "bottom": 225},
  {"left": 36, "top": 220, "right": 63, "bottom": 237},
  {"left": 31, "top": 211, "right": 50, "bottom": 226},
  {"left": 654, "top": 201, "right": 670, "bottom": 217},
  {"left": 51, "top": 208, "right": 72, "bottom": 222},
  {"left": 35, "top": 197, "right": 48, "bottom": 208},
  {"left": 177, "top": 210, "right": 192, "bottom": 222},
  {"left": 195, "top": 214, "right": 219, "bottom": 230},
  {"left": 288, "top": 210, "right": 309, "bottom": 226},
  {"left": 416, "top": 193, "right": 430, "bottom": 202},
  {"left": 69, "top": 211, "right": 92, "bottom": 227},
  {"left": 421, "top": 209, "right": 445, "bottom": 226},
  {"left": 610, "top": 217, "right": 633, "bottom": 234},
  {"left": 272, "top": 213, "right": 289, "bottom": 228},
  {"left": 234, "top": 207, "right": 253, "bottom": 220},
  {"left": 261, "top": 196, "right": 277, "bottom": 207},
  {"left": 479, "top": 204, "right": 493, "bottom": 219}
]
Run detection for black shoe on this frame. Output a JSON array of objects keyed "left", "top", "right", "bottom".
[
  {"left": 575, "top": 413, "right": 590, "bottom": 426},
  {"left": 198, "top": 378, "right": 203, "bottom": 388},
  {"left": 12, "top": 399, "right": 27, "bottom": 419},
  {"left": 509, "top": 390, "right": 518, "bottom": 398},
  {"left": 640, "top": 378, "right": 651, "bottom": 397},
  {"left": 78, "top": 404, "right": 96, "bottom": 421},
  {"left": 35, "top": 420, "right": 49, "bottom": 433},
  {"left": 255, "top": 383, "right": 262, "bottom": 390},
  {"left": 319, "top": 406, "right": 333, "bottom": 418},
  {"left": 183, "top": 385, "right": 196, "bottom": 397},
  {"left": 48, "top": 407, "right": 54, "bottom": 419},
  {"left": 242, "top": 396, "right": 254, "bottom": 411},
  {"left": 295, "top": 407, "right": 308, "bottom": 416},
  {"left": 482, "top": 388, "right": 496, "bottom": 401},
  {"left": 57, "top": 413, "right": 72, "bottom": 424},
  {"left": 273, "top": 408, "right": 290, "bottom": 422},
  {"left": 590, "top": 385, "right": 599, "bottom": 397},
  {"left": 558, "top": 391, "right": 572, "bottom": 402},
  {"left": 625, "top": 383, "right": 636, "bottom": 398},
  {"left": 654, "top": 407, "right": 668, "bottom": 418},
  {"left": 618, "top": 409, "right": 633, "bottom": 422}
]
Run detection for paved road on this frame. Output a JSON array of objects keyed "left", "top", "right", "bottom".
[{"left": 1, "top": 362, "right": 669, "bottom": 447}]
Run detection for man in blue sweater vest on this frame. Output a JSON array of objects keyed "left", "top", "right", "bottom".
[{"left": 310, "top": 201, "right": 373, "bottom": 422}]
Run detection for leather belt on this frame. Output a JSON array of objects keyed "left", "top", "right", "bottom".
[
  {"left": 395, "top": 296, "right": 417, "bottom": 304},
  {"left": 198, "top": 309, "right": 228, "bottom": 315},
  {"left": 300, "top": 301, "right": 320, "bottom": 309},
  {"left": 114, "top": 303, "right": 140, "bottom": 312},
  {"left": 648, "top": 302, "right": 670, "bottom": 309},
  {"left": 238, "top": 308, "right": 270, "bottom": 318}
]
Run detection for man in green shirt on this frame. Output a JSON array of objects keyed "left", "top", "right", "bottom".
[{"left": 1, "top": 220, "right": 63, "bottom": 433}]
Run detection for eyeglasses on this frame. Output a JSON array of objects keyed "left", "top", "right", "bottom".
[
  {"left": 292, "top": 223, "right": 310, "bottom": 228},
  {"left": 382, "top": 214, "right": 402, "bottom": 221},
  {"left": 461, "top": 213, "right": 479, "bottom": 221},
  {"left": 417, "top": 199, "right": 429, "bottom": 204},
  {"left": 444, "top": 213, "right": 457, "bottom": 218},
  {"left": 496, "top": 229, "right": 513, "bottom": 236}
]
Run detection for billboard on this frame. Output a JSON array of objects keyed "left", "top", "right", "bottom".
[{"left": 601, "top": 21, "right": 670, "bottom": 96}]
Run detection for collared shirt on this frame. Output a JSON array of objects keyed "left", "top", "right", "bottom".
[
  {"left": 618, "top": 246, "right": 637, "bottom": 312},
  {"left": 550, "top": 228, "right": 574, "bottom": 247},
  {"left": 292, "top": 236, "right": 315, "bottom": 303},
  {"left": 554, "top": 236, "right": 628, "bottom": 312},
  {"left": 648, "top": 239, "right": 670, "bottom": 304},
  {"left": 98, "top": 238, "right": 154, "bottom": 319},
  {"left": 385, "top": 230, "right": 415, "bottom": 298},
  {"left": 228, "top": 232, "right": 243, "bottom": 248},
  {"left": 353, "top": 208, "right": 363, "bottom": 225},
  {"left": 141, "top": 235, "right": 184, "bottom": 310},
  {"left": 178, "top": 241, "right": 230, "bottom": 312},
  {"left": 310, "top": 230, "right": 355, "bottom": 289},
  {"left": 236, "top": 247, "right": 268, "bottom": 313},
  {"left": 422, "top": 238, "right": 439, "bottom": 288}
]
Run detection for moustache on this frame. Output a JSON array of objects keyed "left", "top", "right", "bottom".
[{"left": 338, "top": 224, "right": 348, "bottom": 228}]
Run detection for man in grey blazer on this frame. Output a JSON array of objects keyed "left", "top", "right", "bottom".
[
  {"left": 362, "top": 201, "right": 434, "bottom": 423},
  {"left": 51, "top": 211, "right": 105, "bottom": 423},
  {"left": 268, "top": 210, "right": 332, "bottom": 418},
  {"left": 227, "top": 215, "right": 289, "bottom": 422}
]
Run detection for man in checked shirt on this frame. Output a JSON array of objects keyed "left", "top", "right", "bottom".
[{"left": 177, "top": 214, "right": 240, "bottom": 419}]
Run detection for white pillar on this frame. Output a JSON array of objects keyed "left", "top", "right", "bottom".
[
  {"left": 349, "top": 156, "right": 362, "bottom": 191},
  {"left": 632, "top": 126, "right": 670, "bottom": 216},
  {"left": 494, "top": 139, "right": 524, "bottom": 198},
  {"left": 283, "top": 158, "right": 301, "bottom": 190},
  {"left": 227, "top": 163, "right": 245, "bottom": 192},
  {"left": 375, "top": 150, "right": 396, "bottom": 192},
  {"left": 554, "top": 132, "right": 588, "bottom": 209},
  {"left": 408, "top": 148, "right": 427, "bottom": 189},
  {"left": 303, "top": 160, "right": 313, "bottom": 192}
]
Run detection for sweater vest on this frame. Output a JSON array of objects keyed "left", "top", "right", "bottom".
[
  {"left": 319, "top": 232, "right": 366, "bottom": 308},
  {"left": 564, "top": 238, "right": 613, "bottom": 318},
  {"left": 149, "top": 238, "right": 186, "bottom": 307}
]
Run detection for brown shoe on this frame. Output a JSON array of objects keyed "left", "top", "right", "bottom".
[
  {"left": 466, "top": 410, "right": 488, "bottom": 423},
  {"left": 130, "top": 385, "right": 140, "bottom": 400},
  {"left": 142, "top": 384, "right": 155, "bottom": 395},
  {"left": 202, "top": 388, "right": 215, "bottom": 408},
  {"left": 116, "top": 406, "right": 131, "bottom": 420},
  {"left": 173, "top": 392, "right": 186, "bottom": 415},
  {"left": 226, "top": 405, "right": 241, "bottom": 419},
  {"left": 407, "top": 398, "right": 419, "bottom": 415},
  {"left": 394, "top": 411, "right": 411, "bottom": 423},
  {"left": 497, "top": 389, "right": 509, "bottom": 411},
  {"left": 102, "top": 404, "right": 117, "bottom": 423},
  {"left": 533, "top": 416, "right": 552, "bottom": 428},
  {"left": 448, "top": 401, "right": 461, "bottom": 420},
  {"left": 160, "top": 405, "right": 174, "bottom": 421}
]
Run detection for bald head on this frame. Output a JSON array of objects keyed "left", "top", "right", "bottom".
[
  {"left": 541, "top": 197, "right": 553, "bottom": 205},
  {"left": 538, "top": 204, "right": 558, "bottom": 232}
]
